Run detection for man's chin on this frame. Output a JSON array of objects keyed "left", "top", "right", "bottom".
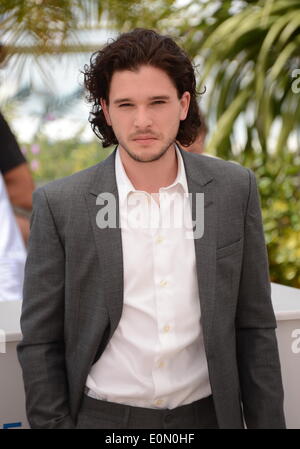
[
  {"left": 133, "top": 153, "right": 164, "bottom": 163},
  {"left": 122, "top": 143, "right": 173, "bottom": 163}
]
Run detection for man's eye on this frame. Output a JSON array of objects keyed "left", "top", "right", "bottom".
[
  {"left": 119, "top": 103, "right": 132, "bottom": 107},
  {"left": 152, "top": 101, "right": 165, "bottom": 105}
]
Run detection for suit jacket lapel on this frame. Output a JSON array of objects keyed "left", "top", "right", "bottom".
[
  {"left": 84, "top": 148, "right": 124, "bottom": 338},
  {"left": 180, "top": 148, "right": 217, "bottom": 353}
]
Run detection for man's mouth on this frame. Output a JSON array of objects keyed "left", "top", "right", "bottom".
[{"left": 133, "top": 136, "right": 157, "bottom": 144}]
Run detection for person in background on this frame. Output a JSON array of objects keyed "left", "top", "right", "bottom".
[
  {"left": 179, "top": 107, "right": 208, "bottom": 154},
  {"left": 0, "top": 111, "right": 35, "bottom": 246},
  {"left": 0, "top": 172, "right": 26, "bottom": 301}
]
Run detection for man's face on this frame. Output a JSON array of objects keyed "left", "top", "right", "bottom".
[{"left": 100, "top": 65, "right": 190, "bottom": 163}]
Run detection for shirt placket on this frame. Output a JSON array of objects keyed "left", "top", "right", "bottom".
[{"left": 151, "top": 189, "right": 178, "bottom": 407}]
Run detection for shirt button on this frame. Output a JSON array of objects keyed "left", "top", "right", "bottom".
[
  {"left": 154, "top": 399, "right": 164, "bottom": 407},
  {"left": 163, "top": 325, "right": 170, "bottom": 333},
  {"left": 156, "top": 236, "right": 164, "bottom": 244}
]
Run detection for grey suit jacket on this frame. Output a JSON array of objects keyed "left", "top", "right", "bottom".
[{"left": 17, "top": 147, "right": 286, "bottom": 429}]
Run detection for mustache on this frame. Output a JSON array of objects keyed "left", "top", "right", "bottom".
[{"left": 131, "top": 133, "right": 158, "bottom": 139}]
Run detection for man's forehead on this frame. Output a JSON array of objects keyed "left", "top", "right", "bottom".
[{"left": 108, "top": 66, "right": 178, "bottom": 96}]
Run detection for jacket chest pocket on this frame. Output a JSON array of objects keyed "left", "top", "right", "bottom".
[{"left": 216, "top": 238, "right": 243, "bottom": 260}]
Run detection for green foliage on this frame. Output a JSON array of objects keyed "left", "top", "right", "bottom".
[
  {"left": 0, "top": 0, "right": 177, "bottom": 55},
  {"left": 235, "top": 150, "right": 300, "bottom": 288},
  {"left": 22, "top": 136, "right": 113, "bottom": 183},
  {"left": 178, "top": 0, "right": 300, "bottom": 158}
]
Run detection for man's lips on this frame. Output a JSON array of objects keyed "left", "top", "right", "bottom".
[
  {"left": 133, "top": 136, "right": 157, "bottom": 140},
  {"left": 133, "top": 137, "right": 158, "bottom": 145}
]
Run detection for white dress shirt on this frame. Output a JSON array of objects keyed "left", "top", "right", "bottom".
[
  {"left": 86, "top": 144, "right": 211, "bottom": 409},
  {"left": 0, "top": 173, "right": 26, "bottom": 301}
]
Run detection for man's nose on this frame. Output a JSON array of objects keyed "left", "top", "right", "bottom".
[{"left": 133, "top": 107, "right": 153, "bottom": 128}]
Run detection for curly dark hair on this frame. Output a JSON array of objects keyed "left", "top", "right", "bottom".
[{"left": 83, "top": 28, "right": 202, "bottom": 147}]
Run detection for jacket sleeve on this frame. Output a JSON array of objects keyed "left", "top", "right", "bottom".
[
  {"left": 17, "top": 187, "right": 75, "bottom": 429},
  {"left": 236, "top": 168, "right": 286, "bottom": 429}
]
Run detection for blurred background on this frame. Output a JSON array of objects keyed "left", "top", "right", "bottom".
[{"left": 0, "top": 0, "right": 299, "bottom": 288}]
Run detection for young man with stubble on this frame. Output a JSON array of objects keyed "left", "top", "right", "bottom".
[{"left": 17, "top": 28, "right": 286, "bottom": 429}]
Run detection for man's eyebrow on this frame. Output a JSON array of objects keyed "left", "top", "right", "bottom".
[
  {"left": 113, "top": 95, "right": 171, "bottom": 105},
  {"left": 149, "top": 96, "right": 170, "bottom": 101},
  {"left": 113, "top": 98, "right": 132, "bottom": 105}
]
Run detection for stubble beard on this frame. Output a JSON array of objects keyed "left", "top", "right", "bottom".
[{"left": 120, "top": 137, "right": 176, "bottom": 163}]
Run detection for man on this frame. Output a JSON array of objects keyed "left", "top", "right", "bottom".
[{"left": 17, "top": 28, "right": 285, "bottom": 429}]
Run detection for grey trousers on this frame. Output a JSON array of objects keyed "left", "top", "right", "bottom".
[{"left": 75, "top": 394, "right": 219, "bottom": 429}]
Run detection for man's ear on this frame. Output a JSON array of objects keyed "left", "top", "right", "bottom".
[
  {"left": 179, "top": 91, "right": 191, "bottom": 121},
  {"left": 100, "top": 98, "right": 112, "bottom": 126}
]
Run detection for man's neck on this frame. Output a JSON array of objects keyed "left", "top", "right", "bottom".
[{"left": 119, "top": 144, "right": 178, "bottom": 195}]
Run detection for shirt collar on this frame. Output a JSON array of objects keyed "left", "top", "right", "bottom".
[
  {"left": 115, "top": 146, "right": 136, "bottom": 207},
  {"left": 115, "top": 143, "right": 189, "bottom": 206},
  {"left": 161, "top": 143, "right": 189, "bottom": 194}
]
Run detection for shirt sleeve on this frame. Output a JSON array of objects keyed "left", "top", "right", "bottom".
[
  {"left": 0, "top": 112, "right": 26, "bottom": 174},
  {"left": 0, "top": 173, "right": 27, "bottom": 301}
]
